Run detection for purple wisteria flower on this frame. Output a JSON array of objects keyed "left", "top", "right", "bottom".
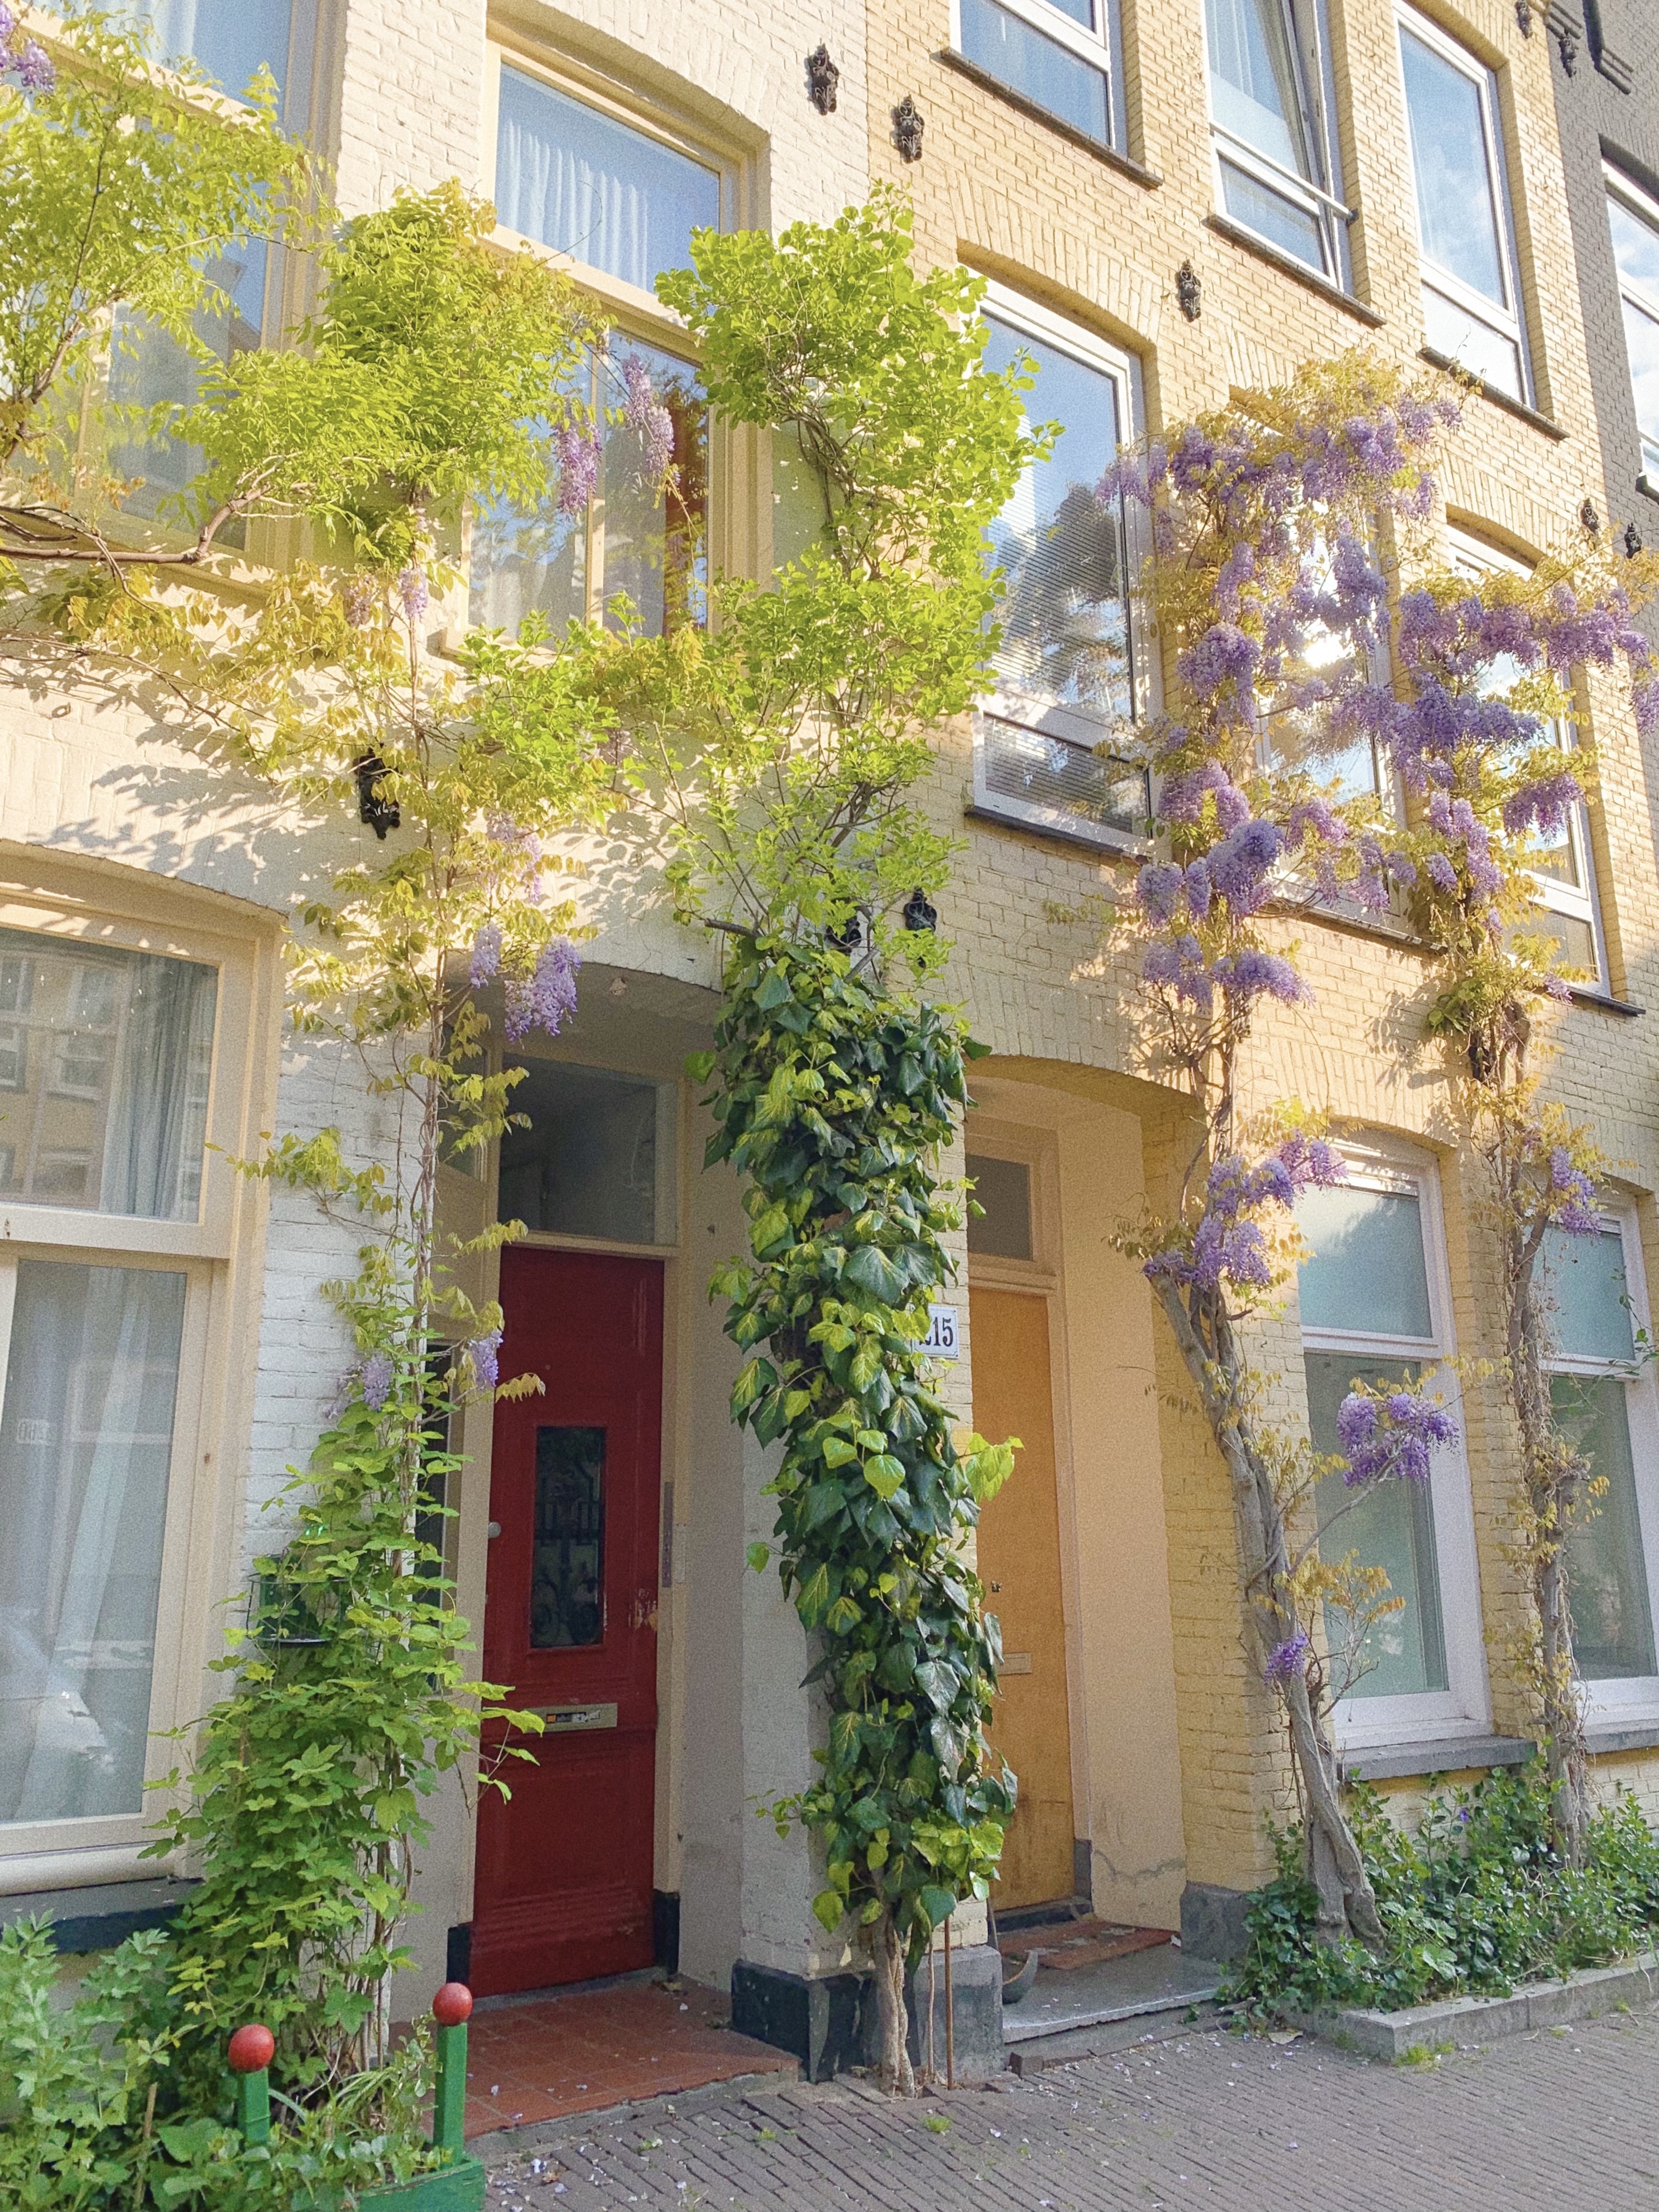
[
  {"left": 1177, "top": 622, "right": 1261, "bottom": 703},
  {"left": 1264, "top": 1630, "right": 1311, "bottom": 1684},
  {"left": 397, "top": 564, "right": 429, "bottom": 625},
  {"left": 1184, "top": 859, "right": 1214, "bottom": 919},
  {"left": 1212, "top": 948, "right": 1307, "bottom": 1005},
  {"left": 504, "top": 938, "right": 582, "bottom": 1042},
  {"left": 342, "top": 575, "right": 375, "bottom": 627},
  {"left": 0, "top": 6, "right": 16, "bottom": 43},
  {"left": 1143, "top": 933, "right": 1211, "bottom": 1006},
  {"left": 621, "top": 353, "right": 675, "bottom": 484},
  {"left": 361, "top": 1350, "right": 394, "bottom": 1412},
  {"left": 554, "top": 424, "right": 602, "bottom": 516},
  {"left": 1502, "top": 772, "right": 1581, "bottom": 841},
  {"left": 1425, "top": 850, "right": 1459, "bottom": 893},
  {"left": 1137, "top": 862, "right": 1186, "bottom": 925},
  {"left": 469, "top": 923, "right": 502, "bottom": 990},
  {"left": 1550, "top": 1146, "right": 1600, "bottom": 1236},
  {"left": 1162, "top": 759, "right": 1251, "bottom": 832},
  {"left": 1336, "top": 1389, "right": 1457, "bottom": 1485},
  {"left": 1143, "top": 1134, "right": 1344, "bottom": 1295},
  {"left": 15, "top": 36, "right": 53, "bottom": 88},
  {"left": 467, "top": 1329, "right": 502, "bottom": 1389},
  {"left": 1208, "top": 818, "right": 1284, "bottom": 908}
]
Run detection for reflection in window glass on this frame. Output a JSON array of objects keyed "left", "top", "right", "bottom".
[
  {"left": 957, "top": 0, "right": 1111, "bottom": 143},
  {"left": 0, "top": 930, "right": 217, "bottom": 1221},
  {"left": 471, "top": 337, "right": 707, "bottom": 641},
  {"left": 979, "top": 718, "right": 1148, "bottom": 835},
  {"left": 980, "top": 314, "right": 1131, "bottom": 723},
  {"left": 531, "top": 1426, "right": 605, "bottom": 1648},
  {"left": 966, "top": 1153, "right": 1034, "bottom": 1261},
  {"left": 0, "top": 1262, "right": 186, "bottom": 1822},
  {"left": 1541, "top": 1225, "right": 1633, "bottom": 1364},
  {"left": 1553, "top": 1376, "right": 1656, "bottom": 1680},
  {"left": 1296, "top": 1184, "right": 1433, "bottom": 1339},
  {"left": 1609, "top": 187, "right": 1659, "bottom": 476},
  {"left": 1309, "top": 1351, "right": 1449, "bottom": 1697},
  {"left": 497, "top": 1061, "right": 668, "bottom": 1245},
  {"left": 1206, "top": 0, "right": 1328, "bottom": 273},
  {"left": 495, "top": 68, "right": 720, "bottom": 293}
]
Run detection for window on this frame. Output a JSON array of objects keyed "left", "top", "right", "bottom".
[
  {"left": 1449, "top": 529, "right": 1607, "bottom": 987},
  {"left": 497, "top": 1059, "right": 678, "bottom": 1247},
  {"left": 493, "top": 63, "right": 721, "bottom": 298},
  {"left": 109, "top": 1, "right": 319, "bottom": 524},
  {"left": 1297, "top": 1151, "right": 1487, "bottom": 1744},
  {"left": 966, "top": 1154, "right": 1035, "bottom": 1261},
  {"left": 469, "top": 334, "right": 707, "bottom": 640},
  {"left": 0, "top": 898, "right": 256, "bottom": 1877},
  {"left": 1397, "top": 11, "right": 1528, "bottom": 403},
  {"left": 1258, "top": 527, "right": 1391, "bottom": 810},
  {"left": 973, "top": 285, "right": 1147, "bottom": 848},
  {"left": 951, "top": 0, "right": 1121, "bottom": 152},
  {"left": 1540, "top": 1215, "right": 1659, "bottom": 1707},
  {"left": 1204, "top": 0, "right": 1350, "bottom": 283},
  {"left": 1606, "top": 166, "right": 1659, "bottom": 480}
]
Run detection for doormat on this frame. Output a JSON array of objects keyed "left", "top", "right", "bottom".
[{"left": 996, "top": 1918, "right": 1176, "bottom": 1973}]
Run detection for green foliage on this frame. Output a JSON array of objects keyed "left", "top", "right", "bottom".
[
  {"left": 0, "top": 3, "right": 307, "bottom": 524},
  {"left": 706, "top": 937, "right": 1013, "bottom": 1963},
  {"left": 1225, "top": 1767, "right": 1659, "bottom": 2018}
]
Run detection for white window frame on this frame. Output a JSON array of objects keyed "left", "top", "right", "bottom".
[
  {"left": 1545, "top": 1205, "right": 1659, "bottom": 1724},
  {"left": 1300, "top": 1143, "right": 1490, "bottom": 1751},
  {"left": 950, "top": 0, "right": 1125, "bottom": 153},
  {"left": 1604, "top": 161, "right": 1659, "bottom": 480},
  {"left": 0, "top": 887, "right": 266, "bottom": 1886},
  {"left": 1396, "top": 8, "right": 1531, "bottom": 406},
  {"left": 971, "top": 282, "right": 1152, "bottom": 855},
  {"left": 1201, "top": 0, "right": 1353, "bottom": 287},
  {"left": 1447, "top": 527, "right": 1608, "bottom": 990}
]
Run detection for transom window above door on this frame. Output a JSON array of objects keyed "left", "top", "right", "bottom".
[
  {"left": 1397, "top": 9, "right": 1529, "bottom": 404},
  {"left": 1204, "top": 0, "right": 1351, "bottom": 285},
  {"left": 951, "top": 0, "right": 1123, "bottom": 153},
  {"left": 972, "top": 286, "right": 1148, "bottom": 852}
]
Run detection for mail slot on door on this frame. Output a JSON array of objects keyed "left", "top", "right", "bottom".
[{"left": 526, "top": 1702, "right": 619, "bottom": 1732}]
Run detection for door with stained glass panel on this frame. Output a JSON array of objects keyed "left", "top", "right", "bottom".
[{"left": 472, "top": 1248, "right": 664, "bottom": 1994}]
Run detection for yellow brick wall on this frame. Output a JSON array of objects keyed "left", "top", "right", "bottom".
[{"left": 864, "top": 0, "right": 1659, "bottom": 1895}]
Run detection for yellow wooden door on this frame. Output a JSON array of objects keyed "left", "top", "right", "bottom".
[{"left": 970, "top": 1286, "right": 1076, "bottom": 1912}]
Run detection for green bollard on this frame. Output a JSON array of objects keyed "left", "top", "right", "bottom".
[
  {"left": 227, "top": 2024, "right": 275, "bottom": 2148},
  {"left": 430, "top": 1982, "right": 473, "bottom": 2160}
]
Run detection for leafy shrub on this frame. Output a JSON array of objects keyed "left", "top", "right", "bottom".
[{"left": 1225, "top": 1764, "right": 1659, "bottom": 2017}]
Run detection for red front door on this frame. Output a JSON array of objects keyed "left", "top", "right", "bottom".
[{"left": 471, "top": 1248, "right": 664, "bottom": 1997}]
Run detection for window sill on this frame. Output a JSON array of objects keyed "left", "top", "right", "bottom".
[
  {"left": 1420, "top": 348, "right": 1567, "bottom": 442},
  {"left": 0, "top": 1875, "right": 197, "bottom": 1955},
  {"left": 1635, "top": 472, "right": 1659, "bottom": 510},
  {"left": 1340, "top": 1733, "right": 1533, "bottom": 1782},
  {"left": 932, "top": 49, "right": 1161, "bottom": 189},
  {"left": 1204, "top": 214, "right": 1382, "bottom": 328},
  {"left": 966, "top": 799, "right": 1144, "bottom": 862},
  {"left": 1567, "top": 983, "right": 1643, "bottom": 1016},
  {"left": 1585, "top": 1719, "right": 1659, "bottom": 1757}
]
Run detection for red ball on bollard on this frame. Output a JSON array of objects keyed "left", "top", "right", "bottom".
[
  {"left": 228, "top": 2024, "right": 276, "bottom": 2075},
  {"left": 432, "top": 1981, "right": 473, "bottom": 2027}
]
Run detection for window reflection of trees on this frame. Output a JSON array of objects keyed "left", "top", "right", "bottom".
[
  {"left": 990, "top": 477, "right": 1131, "bottom": 721},
  {"left": 530, "top": 1424, "right": 606, "bottom": 1650}
]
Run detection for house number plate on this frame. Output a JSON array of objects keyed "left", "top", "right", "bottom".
[
  {"left": 918, "top": 1303, "right": 960, "bottom": 1360},
  {"left": 528, "top": 1702, "right": 618, "bottom": 1732}
]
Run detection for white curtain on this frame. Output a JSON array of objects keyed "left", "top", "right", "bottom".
[
  {"left": 105, "top": 954, "right": 218, "bottom": 1221},
  {"left": 0, "top": 1264, "right": 186, "bottom": 1825}
]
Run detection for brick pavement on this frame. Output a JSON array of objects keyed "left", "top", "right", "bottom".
[{"left": 482, "top": 2004, "right": 1659, "bottom": 2210}]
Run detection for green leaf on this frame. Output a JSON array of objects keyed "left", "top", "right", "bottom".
[
  {"left": 684, "top": 1050, "right": 717, "bottom": 1081},
  {"left": 864, "top": 1455, "right": 904, "bottom": 1501},
  {"left": 812, "top": 1888, "right": 847, "bottom": 1933},
  {"left": 746, "top": 1542, "right": 771, "bottom": 1573}
]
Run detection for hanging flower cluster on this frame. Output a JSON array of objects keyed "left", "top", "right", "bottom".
[
  {"left": 0, "top": 5, "right": 54, "bottom": 88},
  {"left": 1144, "top": 1130, "right": 1345, "bottom": 1295},
  {"left": 1334, "top": 1386, "right": 1459, "bottom": 1486}
]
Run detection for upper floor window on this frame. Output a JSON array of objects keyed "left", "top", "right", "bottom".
[
  {"left": 972, "top": 285, "right": 1146, "bottom": 848},
  {"left": 1449, "top": 529, "right": 1607, "bottom": 988},
  {"left": 1542, "top": 1214, "right": 1659, "bottom": 1705},
  {"left": 1297, "top": 1150, "right": 1487, "bottom": 1746},
  {"left": 1397, "top": 11, "right": 1529, "bottom": 404},
  {"left": 1606, "top": 165, "right": 1659, "bottom": 481},
  {"left": 493, "top": 63, "right": 721, "bottom": 299},
  {"left": 951, "top": 0, "right": 1121, "bottom": 152},
  {"left": 1205, "top": 0, "right": 1349, "bottom": 284}
]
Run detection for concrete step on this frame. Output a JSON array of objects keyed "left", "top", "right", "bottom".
[{"left": 999, "top": 1944, "right": 1224, "bottom": 2056}]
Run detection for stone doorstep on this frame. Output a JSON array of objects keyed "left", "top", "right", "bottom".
[
  {"left": 1000, "top": 1972, "right": 1224, "bottom": 2047},
  {"left": 1289, "top": 1951, "right": 1659, "bottom": 2060}
]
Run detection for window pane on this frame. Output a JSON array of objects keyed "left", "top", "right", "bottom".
[
  {"left": 1609, "top": 194, "right": 1659, "bottom": 300},
  {"left": 1421, "top": 284, "right": 1521, "bottom": 399},
  {"left": 966, "top": 1153, "right": 1033, "bottom": 1260},
  {"left": 1552, "top": 1376, "right": 1656, "bottom": 1680},
  {"left": 1540, "top": 1226, "right": 1633, "bottom": 1362},
  {"left": 531, "top": 1426, "right": 605, "bottom": 1648},
  {"left": 0, "top": 1262, "right": 186, "bottom": 1822},
  {"left": 980, "top": 315, "right": 1131, "bottom": 722},
  {"left": 1618, "top": 294, "right": 1659, "bottom": 474},
  {"left": 117, "top": 0, "right": 295, "bottom": 100},
  {"left": 1296, "top": 1184, "right": 1433, "bottom": 1338},
  {"left": 0, "top": 931, "right": 216, "bottom": 1221},
  {"left": 495, "top": 68, "right": 721, "bottom": 292},
  {"left": 1507, "top": 904, "right": 1599, "bottom": 982},
  {"left": 1400, "top": 31, "right": 1506, "bottom": 306},
  {"left": 498, "top": 1061, "right": 666, "bottom": 1244},
  {"left": 957, "top": 0, "right": 1111, "bottom": 143},
  {"left": 1218, "top": 160, "right": 1325, "bottom": 271},
  {"left": 1207, "top": 0, "right": 1311, "bottom": 178},
  {"left": 981, "top": 717, "right": 1149, "bottom": 833},
  {"left": 1308, "top": 1352, "right": 1449, "bottom": 1698},
  {"left": 469, "top": 338, "right": 706, "bottom": 641}
]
